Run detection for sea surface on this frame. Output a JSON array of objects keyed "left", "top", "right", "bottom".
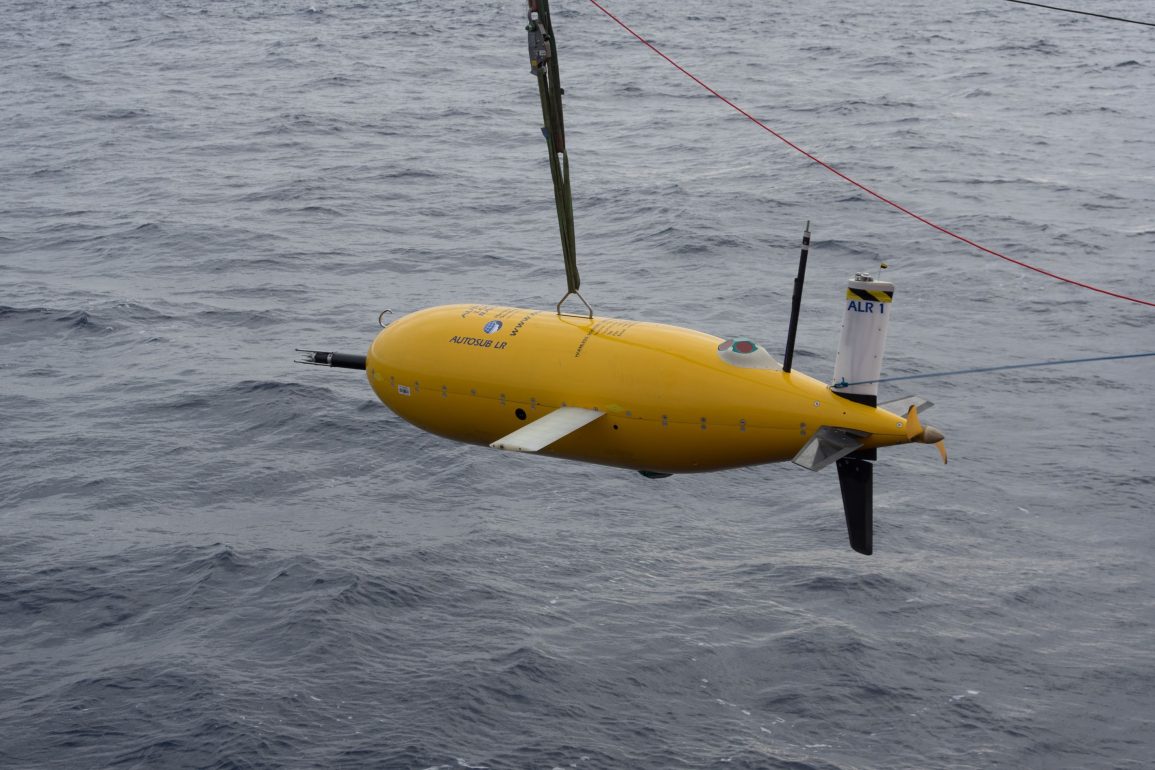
[{"left": 2, "top": 0, "right": 1154, "bottom": 768}]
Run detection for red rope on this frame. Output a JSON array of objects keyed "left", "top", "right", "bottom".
[{"left": 586, "top": 0, "right": 1155, "bottom": 309}]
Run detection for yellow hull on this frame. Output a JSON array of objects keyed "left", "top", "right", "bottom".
[{"left": 365, "top": 304, "right": 911, "bottom": 474}]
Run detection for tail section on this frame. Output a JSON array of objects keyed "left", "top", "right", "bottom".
[{"left": 822, "top": 270, "right": 893, "bottom": 554}]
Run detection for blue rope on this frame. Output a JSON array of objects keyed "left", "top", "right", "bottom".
[{"left": 831, "top": 351, "right": 1155, "bottom": 389}]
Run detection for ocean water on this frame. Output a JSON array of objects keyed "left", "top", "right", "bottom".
[{"left": 2, "top": 0, "right": 1154, "bottom": 768}]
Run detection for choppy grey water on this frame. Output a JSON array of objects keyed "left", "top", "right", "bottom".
[{"left": 3, "top": 0, "right": 1154, "bottom": 768}]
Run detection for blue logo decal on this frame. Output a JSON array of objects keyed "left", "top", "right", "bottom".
[{"left": 483, "top": 320, "right": 503, "bottom": 334}]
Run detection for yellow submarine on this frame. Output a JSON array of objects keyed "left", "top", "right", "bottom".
[{"left": 300, "top": 0, "right": 946, "bottom": 555}]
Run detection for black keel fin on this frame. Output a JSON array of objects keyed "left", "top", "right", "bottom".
[{"left": 836, "top": 457, "right": 873, "bottom": 555}]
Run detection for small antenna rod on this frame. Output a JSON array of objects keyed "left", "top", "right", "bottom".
[{"left": 782, "top": 221, "right": 811, "bottom": 373}]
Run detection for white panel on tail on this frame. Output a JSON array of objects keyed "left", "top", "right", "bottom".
[{"left": 831, "top": 273, "right": 895, "bottom": 401}]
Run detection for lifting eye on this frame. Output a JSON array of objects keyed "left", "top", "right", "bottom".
[{"left": 515, "top": 408, "right": 527, "bottom": 420}]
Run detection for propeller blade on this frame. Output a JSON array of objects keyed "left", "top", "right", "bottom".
[
  {"left": 836, "top": 457, "right": 873, "bottom": 555},
  {"left": 904, "top": 404, "right": 924, "bottom": 441},
  {"left": 934, "top": 440, "right": 948, "bottom": 465}
]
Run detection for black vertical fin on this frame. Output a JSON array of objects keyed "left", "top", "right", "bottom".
[{"left": 836, "top": 457, "right": 873, "bottom": 555}]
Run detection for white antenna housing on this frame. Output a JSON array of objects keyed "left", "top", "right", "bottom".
[{"left": 831, "top": 272, "right": 894, "bottom": 404}]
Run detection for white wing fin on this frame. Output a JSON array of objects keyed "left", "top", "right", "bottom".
[
  {"left": 879, "top": 395, "right": 933, "bottom": 416},
  {"left": 792, "top": 427, "right": 868, "bottom": 472},
  {"left": 490, "top": 407, "right": 605, "bottom": 453}
]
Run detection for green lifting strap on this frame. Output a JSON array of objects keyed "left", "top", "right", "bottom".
[{"left": 527, "top": 0, "right": 582, "bottom": 300}]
